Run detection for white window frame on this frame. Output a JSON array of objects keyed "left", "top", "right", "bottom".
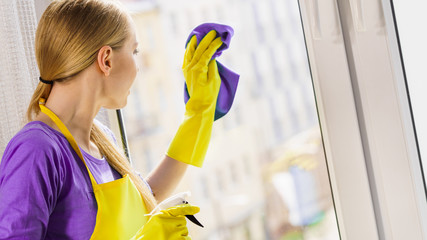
[{"left": 298, "top": 0, "right": 427, "bottom": 239}]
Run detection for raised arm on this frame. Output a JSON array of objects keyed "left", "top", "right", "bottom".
[{"left": 146, "top": 31, "right": 223, "bottom": 202}]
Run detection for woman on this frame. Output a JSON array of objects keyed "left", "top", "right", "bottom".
[{"left": 0, "top": 0, "right": 222, "bottom": 239}]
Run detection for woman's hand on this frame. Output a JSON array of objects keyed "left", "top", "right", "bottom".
[
  {"left": 166, "top": 30, "right": 223, "bottom": 167},
  {"left": 183, "top": 30, "right": 222, "bottom": 112},
  {"left": 130, "top": 204, "right": 200, "bottom": 240}
]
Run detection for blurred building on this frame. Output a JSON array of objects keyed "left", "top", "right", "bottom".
[{"left": 119, "top": 0, "right": 337, "bottom": 239}]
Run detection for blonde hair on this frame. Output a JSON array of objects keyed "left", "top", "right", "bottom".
[{"left": 27, "top": 0, "right": 157, "bottom": 211}]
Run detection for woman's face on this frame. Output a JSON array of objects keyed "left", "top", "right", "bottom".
[{"left": 103, "top": 19, "right": 139, "bottom": 109}]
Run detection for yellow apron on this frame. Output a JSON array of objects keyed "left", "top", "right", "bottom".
[{"left": 39, "top": 100, "right": 147, "bottom": 240}]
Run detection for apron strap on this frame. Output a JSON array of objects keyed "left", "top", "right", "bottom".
[{"left": 39, "top": 98, "right": 98, "bottom": 188}]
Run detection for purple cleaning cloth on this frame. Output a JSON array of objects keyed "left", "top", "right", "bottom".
[{"left": 184, "top": 23, "right": 240, "bottom": 121}]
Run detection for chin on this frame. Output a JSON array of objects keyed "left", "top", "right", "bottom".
[
  {"left": 104, "top": 99, "right": 128, "bottom": 110},
  {"left": 116, "top": 101, "right": 128, "bottom": 109}
]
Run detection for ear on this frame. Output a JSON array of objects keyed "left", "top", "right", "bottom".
[{"left": 97, "top": 46, "right": 113, "bottom": 76}]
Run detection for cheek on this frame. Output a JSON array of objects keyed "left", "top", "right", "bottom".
[
  {"left": 118, "top": 56, "right": 137, "bottom": 84},
  {"left": 132, "top": 57, "right": 138, "bottom": 74},
  {"left": 129, "top": 57, "right": 138, "bottom": 81}
]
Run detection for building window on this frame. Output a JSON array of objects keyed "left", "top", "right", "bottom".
[
  {"left": 250, "top": 51, "right": 263, "bottom": 98},
  {"left": 251, "top": 2, "right": 264, "bottom": 44}
]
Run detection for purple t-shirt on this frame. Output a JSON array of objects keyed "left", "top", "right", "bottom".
[{"left": 0, "top": 121, "right": 136, "bottom": 239}]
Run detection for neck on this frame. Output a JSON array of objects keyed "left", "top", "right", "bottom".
[{"left": 37, "top": 71, "right": 102, "bottom": 154}]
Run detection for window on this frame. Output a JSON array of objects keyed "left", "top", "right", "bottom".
[{"left": 119, "top": 1, "right": 339, "bottom": 239}]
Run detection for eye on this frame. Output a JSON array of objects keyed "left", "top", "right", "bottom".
[{"left": 133, "top": 48, "right": 140, "bottom": 55}]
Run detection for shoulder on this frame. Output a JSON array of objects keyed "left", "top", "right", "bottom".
[
  {"left": 1, "top": 121, "right": 67, "bottom": 172},
  {"left": 0, "top": 123, "right": 65, "bottom": 229},
  {"left": 6, "top": 121, "right": 64, "bottom": 153}
]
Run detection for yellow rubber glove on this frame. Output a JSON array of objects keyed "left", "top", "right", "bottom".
[
  {"left": 167, "top": 30, "right": 223, "bottom": 167},
  {"left": 130, "top": 204, "right": 200, "bottom": 240}
]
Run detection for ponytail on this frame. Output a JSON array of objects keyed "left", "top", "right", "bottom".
[{"left": 28, "top": 0, "right": 157, "bottom": 211}]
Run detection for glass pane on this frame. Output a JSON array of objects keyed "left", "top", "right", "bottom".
[
  {"left": 391, "top": 1, "right": 427, "bottom": 192},
  {"left": 119, "top": 0, "right": 340, "bottom": 239}
]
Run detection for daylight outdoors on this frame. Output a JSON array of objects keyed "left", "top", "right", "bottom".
[{"left": 118, "top": 0, "right": 340, "bottom": 239}]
